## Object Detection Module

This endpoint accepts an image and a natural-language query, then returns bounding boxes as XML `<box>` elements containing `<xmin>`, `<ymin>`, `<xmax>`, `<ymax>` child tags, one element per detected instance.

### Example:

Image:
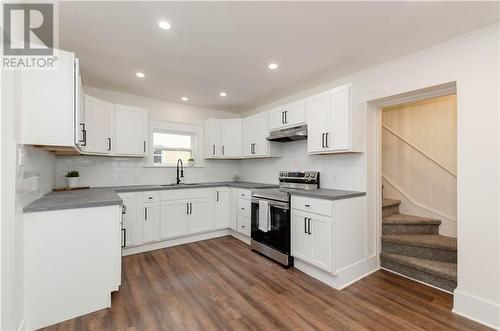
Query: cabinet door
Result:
<box><xmin>143</xmin><ymin>202</ymin><xmax>160</xmax><ymax>243</ymax></box>
<box><xmin>291</xmin><ymin>211</ymin><xmax>311</xmax><ymax>261</ymax></box>
<box><xmin>283</xmin><ymin>100</ymin><xmax>306</xmax><ymax>127</ymax></box>
<box><xmin>83</xmin><ymin>94</ymin><xmax>114</xmax><ymax>154</ymax></box>
<box><xmin>189</xmin><ymin>198</ymin><xmax>215</xmax><ymax>233</ymax></box>
<box><xmin>204</xmin><ymin>118</ymin><xmax>222</xmax><ymax>158</ymax></box>
<box><xmin>326</xmin><ymin>85</ymin><xmax>351</xmax><ymax>151</ymax></box>
<box><xmin>309</xmin><ymin>214</ymin><xmax>333</xmax><ymax>272</ymax></box>
<box><xmin>215</xmin><ymin>189</ymin><xmax>230</xmax><ymax>229</ymax></box>
<box><xmin>160</xmin><ymin>200</ymin><xmax>189</xmax><ymax>239</ymax></box>
<box><xmin>251</xmin><ymin>112</ymin><xmax>270</xmax><ymax>156</ymax></box>
<box><xmin>241</xmin><ymin>117</ymin><xmax>252</xmax><ymax>156</ymax></box>
<box><xmin>229</xmin><ymin>188</ymin><xmax>238</xmax><ymax>230</ymax></box>
<box><xmin>119</xmin><ymin>193</ymin><xmax>143</xmax><ymax>247</ymax></box>
<box><xmin>115</xmin><ymin>105</ymin><xmax>148</xmax><ymax>156</ymax></box>
<box><xmin>269</xmin><ymin>107</ymin><xmax>285</xmax><ymax>130</ymax></box>
<box><xmin>307</xmin><ymin>92</ymin><xmax>329</xmax><ymax>153</ymax></box>
<box><xmin>221</xmin><ymin>119</ymin><xmax>242</xmax><ymax>157</ymax></box>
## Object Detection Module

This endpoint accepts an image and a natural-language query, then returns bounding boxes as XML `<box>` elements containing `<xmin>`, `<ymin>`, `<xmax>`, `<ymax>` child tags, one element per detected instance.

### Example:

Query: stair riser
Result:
<box><xmin>382</xmin><ymin>224</ymin><xmax>439</xmax><ymax>235</ymax></box>
<box><xmin>382</xmin><ymin>242</ymin><xmax>457</xmax><ymax>263</ymax></box>
<box><xmin>381</xmin><ymin>259</ymin><xmax>456</xmax><ymax>292</ymax></box>
<box><xmin>383</xmin><ymin>205</ymin><xmax>399</xmax><ymax>217</ymax></box>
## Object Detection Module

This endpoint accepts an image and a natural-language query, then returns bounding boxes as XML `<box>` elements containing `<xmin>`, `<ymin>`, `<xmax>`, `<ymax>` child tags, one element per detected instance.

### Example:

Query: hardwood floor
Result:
<box><xmin>42</xmin><ymin>236</ymin><xmax>490</xmax><ymax>331</ymax></box>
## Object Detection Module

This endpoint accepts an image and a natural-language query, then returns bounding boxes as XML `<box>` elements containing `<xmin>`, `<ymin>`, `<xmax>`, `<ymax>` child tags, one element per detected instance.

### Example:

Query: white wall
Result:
<box><xmin>241</xmin><ymin>24</ymin><xmax>500</xmax><ymax>328</ymax></box>
<box><xmin>56</xmin><ymin>87</ymin><xmax>241</xmax><ymax>188</ymax></box>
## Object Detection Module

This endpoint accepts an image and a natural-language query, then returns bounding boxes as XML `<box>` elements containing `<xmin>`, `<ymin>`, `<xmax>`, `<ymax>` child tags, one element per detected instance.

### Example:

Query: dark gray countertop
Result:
<box><xmin>282</xmin><ymin>188</ymin><xmax>366</xmax><ymax>201</ymax></box>
<box><xmin>23</xmin><ymin>181</ymin><xmax>278</xmax><ymax>213</ymax></box>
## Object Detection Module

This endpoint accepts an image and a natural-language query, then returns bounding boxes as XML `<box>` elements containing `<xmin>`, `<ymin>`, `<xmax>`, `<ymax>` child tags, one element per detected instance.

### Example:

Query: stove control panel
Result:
<box><xmin>279</xmin><ymin>171</ymin><xmax>320</xmax><ymax>187</ymax></box>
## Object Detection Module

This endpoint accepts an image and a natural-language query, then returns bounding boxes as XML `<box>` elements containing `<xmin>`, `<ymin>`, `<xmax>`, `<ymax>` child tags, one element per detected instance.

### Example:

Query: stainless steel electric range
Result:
<box><xmin>250</xmin><ymin>171</ymin><xmax>320</xmax><ymax>267</ymax></box>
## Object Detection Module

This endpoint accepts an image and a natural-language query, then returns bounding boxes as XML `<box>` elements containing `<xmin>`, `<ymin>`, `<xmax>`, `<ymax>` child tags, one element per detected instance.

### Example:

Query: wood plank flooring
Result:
<box><xmin>42</xmin><ymin>236</ymin><xmax>490</xmax><ymax>331</ymax></box>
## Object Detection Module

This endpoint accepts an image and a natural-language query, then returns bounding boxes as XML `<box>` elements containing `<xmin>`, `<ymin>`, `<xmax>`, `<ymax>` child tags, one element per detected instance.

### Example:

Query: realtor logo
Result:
<box><xmin>2</xmin><ymin>3</ymin><xmax>57</xmax><ymax>69</ymax></box>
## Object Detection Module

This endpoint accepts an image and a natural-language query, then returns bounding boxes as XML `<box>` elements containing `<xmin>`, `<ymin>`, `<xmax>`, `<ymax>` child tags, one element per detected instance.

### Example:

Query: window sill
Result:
<box><xmin>143</xmin><ymin>165</ymin><xmax>205</xmax><ymax>168</ymax></box>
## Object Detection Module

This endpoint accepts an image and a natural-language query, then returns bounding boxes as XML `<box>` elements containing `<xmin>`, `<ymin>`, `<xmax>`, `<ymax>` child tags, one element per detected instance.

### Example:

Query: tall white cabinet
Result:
<box><xmin>307</xmin><ymin>84</ymin><xmax>362</xmax><ymax>154</ymax></box>
<box><xmin>242</xmin><ymin>112</ymin><xmax>272</xmax><ymax>157</ymax></box>
<box><xmin>83</xmin><ymin>95</ymin><xmax>114</xmax><ymax>154</ymax></box>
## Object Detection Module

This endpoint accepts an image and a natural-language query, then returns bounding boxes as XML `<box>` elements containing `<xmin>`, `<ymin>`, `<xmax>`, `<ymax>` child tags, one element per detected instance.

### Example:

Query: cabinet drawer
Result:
<box><xmin>292</xmin><ymin>195</ymin><xmax>332</xmax><ymax>216</ymax></box>
<box><xmin>238</xmin><ymin>199</ymin><xmax>251</xmax><ymax>218</ymax></box>
<box><xmin>143</xmin><ymin>191</ymin><xmax>160</xmax><ymax>202</ymax></box>
<box><xmin>237</xmin><ymin>215</ymin><xmax>251</xmax><ymax>237</ymax></box>
<box><xmin>237</xmin><ymin>189</ymin><xmax>251</xmax><ymax>200</ymax></box>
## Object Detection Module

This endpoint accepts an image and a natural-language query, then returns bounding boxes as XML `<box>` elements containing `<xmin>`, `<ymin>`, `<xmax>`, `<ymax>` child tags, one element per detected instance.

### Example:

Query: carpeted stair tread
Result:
<box><xmin>382</xmin><ymin>234</ymin><xmax>457</xmax><ymax>251</ymax></box>
<box><xmin>383</xmin><ymin>213</ymin><xmax>441</xmax><ymax>225</ymax></box>
<box><xmin>381</xmin><ymin>252</ymin><xmax>457</xmax><ymax>282</ymax></box>
<box><xmin>382</xmin><ymin>198</ymin><xmax>401</xmax><ymax>208</ymax></box>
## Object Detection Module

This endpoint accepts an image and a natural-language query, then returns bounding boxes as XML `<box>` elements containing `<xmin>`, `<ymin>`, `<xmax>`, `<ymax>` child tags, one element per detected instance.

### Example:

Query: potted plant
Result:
<box><xmin>187</xmin><ymin>158</ymin><xmax>194</xmax><ymax>167</ymax></box>
<box><xmin>66</xmin><ymin>170</ymin><xmax>80</xmax><ymax>189</ymax></box>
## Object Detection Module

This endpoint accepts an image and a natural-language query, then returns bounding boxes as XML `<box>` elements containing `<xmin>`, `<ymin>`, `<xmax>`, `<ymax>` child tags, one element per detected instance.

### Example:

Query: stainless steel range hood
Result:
<box><xmin>266</xmin><ymin>124</ymin><xmax>307</xmax><ymax>142</ymax></box>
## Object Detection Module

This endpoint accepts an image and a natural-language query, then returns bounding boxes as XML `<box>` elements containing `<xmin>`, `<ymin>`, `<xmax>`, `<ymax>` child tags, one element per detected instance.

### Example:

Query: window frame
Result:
<box><xmin>146</xmin><ymin>121</ymin><xmax>204</xmax><ymax>168</ymax></box>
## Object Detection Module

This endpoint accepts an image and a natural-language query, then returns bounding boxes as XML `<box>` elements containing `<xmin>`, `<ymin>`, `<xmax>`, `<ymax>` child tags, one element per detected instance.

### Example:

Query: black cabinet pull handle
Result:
<box><xmin>79</xmin><ymin>123</ymin><xmax>87</xmax><ymax>146</ymax></box>
<box><xmin>212</xmin><ymin>145</ymin><xmax>215</xmax><ymax>155</ymax></box>
<box><xmin>321</xmin><ymin>133</ymin><xmax>325</xmax><ymax>148</ymax></box>
<box><xmin>121</xmin><ymin>228</ymin><xmax>126</xmax><ymax>248</ymax></box>
<box><xmin>304</xmin><ymin>217</ymin><xmax>307</xmax><ymax>233</ymax></box>
<box><xmin>187</xmin><ymin>203</ymin><xmax>189</xmax><ymax>214</ymax></box>
<box><xmin>281</xmin><ymin>111</ymin><xmax>284</xmax><ymax>124</ymax></box>
<box><xmin>304</xmin><ymin>204</ymin><xmax>310</xmax><ymax>207</ymax></box>
<box><xmin>107</xmin><ymin>137</ymin><xmax>112</xmax><ymax>151</ymax></box>
<box><xmin>190</xmin><ymin>202</ymin><xmax>192</xmax><ymax>214</ymax></box>
<box><xmin>216</xmin><ymin>191</ymin><xmax>219</xmax><ymax>202</ymax></box>
<box><xmin>222</xmin><ymin>145</ymin><xmax>225</xmax><ymax>155</ymax></box>
<box><xmin>144</xmin><ymin>207</ymin><xmax>147</xmax><ymax>220</ymax></box>
<box><xmin>284</xmin><ymin>110</ymin><xmax>288</xmax><ymax>124</ymax></box>
<box><xmin>308</xmin><ymin>218</ymin><xmax>312</xmax><ymax>234</ymax></box>
<box><xmin>143</xmin><ymin>141</ymin><xmax>146</xmax><ymax>153</ymax></box>
<box><xmin>325</xmin><ymin>133</ymin><xmax>329</xmax><ymax>148</ymax></box>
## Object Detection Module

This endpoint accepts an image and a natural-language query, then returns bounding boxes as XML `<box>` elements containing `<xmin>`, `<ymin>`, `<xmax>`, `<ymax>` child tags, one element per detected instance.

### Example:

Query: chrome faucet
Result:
<box><xmin>176</xmin><ymin>159</ymin><xmax>184</xmax><ymax>185</ymax></box>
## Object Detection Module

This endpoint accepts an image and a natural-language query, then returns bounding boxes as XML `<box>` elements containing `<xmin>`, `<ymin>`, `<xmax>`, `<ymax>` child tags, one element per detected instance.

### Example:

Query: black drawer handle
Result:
<box><xmin>304</xmin><ymin>204</ymin><xmax>310</xmax><ymax>207</ymax></box>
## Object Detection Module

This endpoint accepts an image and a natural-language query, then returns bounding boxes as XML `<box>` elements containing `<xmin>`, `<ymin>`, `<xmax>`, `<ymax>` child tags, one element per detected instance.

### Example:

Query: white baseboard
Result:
<box><xmin>453</xmin><ymin>289</ymin><xmax>500</xmax><ymax>330</ymax></box>
<box><xmin>294</xmin><ymin>256</ymin><xmax>378</xmax><ymax>290</ymax></box>
<box><xmin>228</xmin><ymin>229</ymin><xmax>251</xmax><ymax>245</ymax></box>
<box><xmin>122</xmin><ymin>229</ymin><xmax>231</xmax><ymax>256</ymax></box>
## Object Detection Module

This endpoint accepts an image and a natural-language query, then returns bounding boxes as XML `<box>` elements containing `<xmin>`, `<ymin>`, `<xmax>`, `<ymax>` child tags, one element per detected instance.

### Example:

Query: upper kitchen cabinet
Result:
<box><xmin>19</xmin><ymin>49</ymin><xmax>83</xmax><ymax>150</ymax></box>
<box><xmin>221</xmin><ymin>119</ymin><xmax>242</xmax><ymax>158</ymax></box>
<box><xmin>269</xmin><ymin>99</ymin><xmax>306</xmax><ymax>130</ymax></box>
<box><xmin>242</xmin><ymin>112</ymin><xmax>279</xmax><ymax>157</ymax></box>
<box><xmin>114</xmin><ymin>105</ymin><xmax>148</xmax><ymax>156</ymax></box>
<box><xmin>204</xmin><ymin>118</ymin><xmax>222</xmax><ymax>158</ymax></box>
<box><xmin>307</xmin><ymin>84</ymin><xmax>363</xmax><ymax>154</ymax></box>
<box><xmin>82</xmin><ymin>94</ymin><xmax>114</xmax><ymax>154</ymax></box>
<box><xmin>82</xmin><ymin>94</ymin><xmax>149</xmax><ymax>157</ymax></box>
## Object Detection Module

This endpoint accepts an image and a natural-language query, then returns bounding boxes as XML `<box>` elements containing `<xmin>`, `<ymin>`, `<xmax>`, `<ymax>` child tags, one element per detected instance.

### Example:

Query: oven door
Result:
<box><xmin>251</xmin><ymin>198</ymin><xmax>290</xmax><ymax>254</ymax></box>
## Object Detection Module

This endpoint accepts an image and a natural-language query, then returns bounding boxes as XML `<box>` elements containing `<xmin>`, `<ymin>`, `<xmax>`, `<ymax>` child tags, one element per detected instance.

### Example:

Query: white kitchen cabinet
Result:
<box><xmin>221</xmin><ymin>119</ymin><xmax>242</xmax><ymax>157</ymax></box>
<box><xmin>242</xmin><ymin>112</ymin><xmax>274</xmax><ymax>157</ymax></box>
<box><xmin>114</xmin><ymin>104</ymin><xmax>148</xmax><ymax>156</ymax></box>
<box><xmin>229</xmin><ymin>188</ymin><xmax>238</xmax><ymax>230</ymax></box>
<box><xmin>189</xmin><ymin>197</ymin><xmax>215</xmax><ymax>233</ymax></box>
<box><xmin>20</xmin><ymin>49</ymin><xmax>82</xmax><ymax>150</ymax></box>
<box><xmin>215</xmin><ymin>188</ymin><xmax>230</xmax><ymax>229</ymax></box>
<box><xmin>204</xmin><ymin>118</ymin><xmax>222</xmax><ymax>158</ymax></box>
<box><xmin>269</xmin><ymin>100</ymin><xmax>306</xmax><ymax>130</ymax></box>
<box><xmin>160</xmin><ymin>200</ymin><xmax>189</xmax><ymax>239</ymax></box>
<box><xmin>291</xmin><ymin>210</ymin><xmax>332</xmax><ymax>273</ymax></box>
<box><xmin>82</xmin><ymin>94</ymin><xmax>114</xmax><ymax>154</ymax></box>
<box><xmin>119</xmin><ymin>193</ymin><xmax>143</xmax><ymax>247</ymax></box>
<box><xmin>307</xmin><ymin>84</ymin><xmax>361</xmax><ymax>154</ymax></box>
<box><xmin>143</xmin><ymin>202</ymin><xmax>160</xmax><ymax>243</ymax></box>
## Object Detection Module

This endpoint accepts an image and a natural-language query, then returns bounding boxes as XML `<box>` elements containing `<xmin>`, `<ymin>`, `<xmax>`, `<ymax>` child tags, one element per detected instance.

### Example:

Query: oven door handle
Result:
<box><xmin>251</xmin><ymin>198</ymin><xmax>289</xmax><ymax>210</ymax></box>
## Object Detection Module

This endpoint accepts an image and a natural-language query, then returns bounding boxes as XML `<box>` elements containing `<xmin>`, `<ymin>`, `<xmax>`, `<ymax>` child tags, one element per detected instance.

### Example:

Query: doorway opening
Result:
<box><xmin>378</xmin><ymin>92</ymin><xmax>457</xmax><ymax>292</ymax></box>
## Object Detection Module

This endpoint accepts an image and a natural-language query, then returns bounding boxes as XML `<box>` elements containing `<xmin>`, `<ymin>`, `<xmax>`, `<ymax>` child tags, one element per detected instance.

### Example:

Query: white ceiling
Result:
<box><xmin>59</xmin><ymin>2</ymin><xmax>499</xmax><ymax>112</ymax></box>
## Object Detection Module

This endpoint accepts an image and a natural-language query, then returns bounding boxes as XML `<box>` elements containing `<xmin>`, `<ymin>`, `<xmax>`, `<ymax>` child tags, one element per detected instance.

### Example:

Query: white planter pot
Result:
<box><xmin>66</xmin><ymin>177</ymin><xmax>79</xmax><ymax>189</ymax></box>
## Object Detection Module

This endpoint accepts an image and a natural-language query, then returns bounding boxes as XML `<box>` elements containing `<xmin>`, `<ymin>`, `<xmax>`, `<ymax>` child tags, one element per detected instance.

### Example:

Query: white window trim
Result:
<box><xmin>145</xmin><ymin>120</ymin><xmax>205</xmax><ymax>168</ymax></box>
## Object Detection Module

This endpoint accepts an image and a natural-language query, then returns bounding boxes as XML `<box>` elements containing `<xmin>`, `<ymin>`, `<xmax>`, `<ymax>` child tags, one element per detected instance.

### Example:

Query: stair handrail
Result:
<box><xmin>382</xmin><ymin>125</ymin><xmax>457</xmax><ymax>178</ymax></box>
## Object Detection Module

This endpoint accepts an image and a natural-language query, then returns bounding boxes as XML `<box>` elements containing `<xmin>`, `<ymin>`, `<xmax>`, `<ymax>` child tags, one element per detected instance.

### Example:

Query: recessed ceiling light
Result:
<box><xmin>158</xmin><ymin>20</ymin><xmax>171</xmax><ymax>30</ymax></box>
<box><xmin>268</xmin><ymin>63</ymin><xmax>278</xmax><ymax>70</ymax></box>
<box><xmin>136</xmin><ymin>72</ymin><xmax>145</xmax><ymax>78</ymax></box>
<box><xmin>219</xmin><ymin>92</ymin><xmax>227</xmax><ymax>97</ymax></box>
<box><xmin>181</xmin><ymin>97</ymin><xmax>188</xmax><ymax>101</ymax></box>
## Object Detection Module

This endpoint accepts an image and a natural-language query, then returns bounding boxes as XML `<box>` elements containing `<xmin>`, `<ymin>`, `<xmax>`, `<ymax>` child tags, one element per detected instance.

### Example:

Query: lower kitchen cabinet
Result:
<box><xmin>215</xmin><ymin>188</ymin><xmax>230</xmax><ymax>229</ymax></box>
<box><xmin>143</xmin><ymin>202</ymin><xmax>160</xmax><ymax>243</ymax></box>
<box><xmin>189</xmin><ymin>198</ymin><xmax>215</xmax><ymax>233</ymax></box>
<box><xmin>291</xmin><ymin>210</ymin><xmax>332</xmax><ymax>272</ymax></box>
<box><xmin>160</xmin><ymin>200</ymin><xmax>189</xmax><ymax>239</ymax></box>
<box><xmin>119</xmin><ymin>192</ymin><xmax>142</xmax><ymax>247</ymax></box>
<box><xmin>291</xmin><ymin>195</ymin><xmax>366</xmax><ymax>275</ymax></box>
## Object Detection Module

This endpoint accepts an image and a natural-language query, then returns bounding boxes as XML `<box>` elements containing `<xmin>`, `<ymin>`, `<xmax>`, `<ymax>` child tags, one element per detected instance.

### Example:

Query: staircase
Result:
<box><xmin>381</xmin><ymin>198</ymin><xmax>457</xmax><ymax>292</ymax></box>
